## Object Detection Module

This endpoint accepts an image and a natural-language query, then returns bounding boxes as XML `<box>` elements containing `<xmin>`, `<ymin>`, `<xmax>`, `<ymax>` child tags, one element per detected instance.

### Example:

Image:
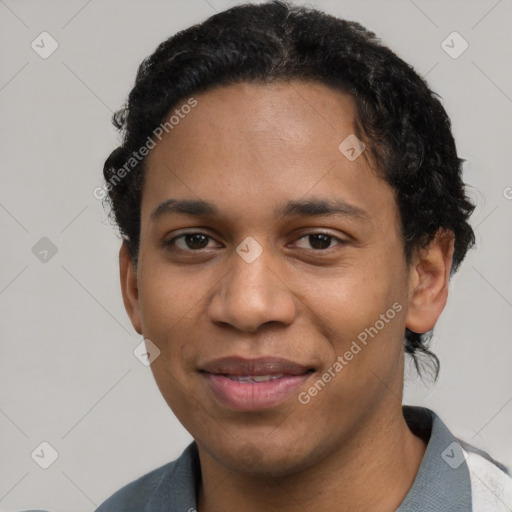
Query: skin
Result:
<box><xmin>119</xmin><ymin>80</ymin><xmax>455</xmax><ymax>511</ymax></box>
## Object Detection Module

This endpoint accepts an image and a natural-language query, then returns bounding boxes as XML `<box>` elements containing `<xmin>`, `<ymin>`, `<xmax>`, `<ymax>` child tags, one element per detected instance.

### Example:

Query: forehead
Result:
<box><xmin>159</xmin><ymin>80</ymin><xmax>363</xmax><ymax>159</ymax></box>
<box><xmin>141</xmin><ymin>80</ymin><xmax>396</xmax><ymax>227</ymax></box>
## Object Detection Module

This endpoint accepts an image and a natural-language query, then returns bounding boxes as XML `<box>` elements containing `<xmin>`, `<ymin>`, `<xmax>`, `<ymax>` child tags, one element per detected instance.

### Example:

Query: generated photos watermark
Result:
<box><xmin>298</xmin><ymin>301</ymin><xmax>403</xmax><ymax>404</ymax></box>
<box><xmin>93</xmin><ymin>97</ymin><xmax>198</xmax><ymax>201</ymax></box>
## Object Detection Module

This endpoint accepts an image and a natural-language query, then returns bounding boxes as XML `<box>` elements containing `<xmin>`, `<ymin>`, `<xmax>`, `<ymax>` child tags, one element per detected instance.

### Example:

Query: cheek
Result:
<box><xmin>137</xmin><ymin>266</ymin><xmax>208</xmax><ymax>422</ymax></box>
<box><xmin>138</xmin><ymin>260</ymin><xmax>209</xmax><ymax>332</ymax></box>
<box><xmin>136</xmin><ymin>262</ymin><xmax>216</xmax><ymax>385</ymax></box>
<box><xmin>300</xmin><ymin>259</ymin><xmax>400</xmax><ymax>333</ymax></box>
<box><xmin>298</xmin><ymin>253</ymin><xmax>408</xmax><ymax>384</ymax></box>
<box><xmin>305</xmin><ymin>279</ymin><xmax>407</xmax><ymax>415</ymax></box>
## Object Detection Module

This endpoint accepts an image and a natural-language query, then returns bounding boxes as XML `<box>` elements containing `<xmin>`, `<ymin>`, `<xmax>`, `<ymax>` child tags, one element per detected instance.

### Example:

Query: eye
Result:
<box><xmin>167</xmin><ymin>232</ymin><xmax>219</xmax><ymax>251</ymax></box>
<box><xmin>293</xmin><ymin>232</ymin><xmax>344</xmax><ymax>251</ymax></box>
<box><xmin>164</xmin><ymin>231</ymin><xmax>346</xmax><ymax>253</ymax></box>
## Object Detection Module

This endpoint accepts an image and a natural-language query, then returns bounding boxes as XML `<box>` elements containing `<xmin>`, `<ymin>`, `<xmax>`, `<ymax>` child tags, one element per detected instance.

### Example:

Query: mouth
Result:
<box><xmin>199</xmin><ymin>357</ymin><xmax>315</xmax><ymax>411</ymax></box>
<box><xmin>225</xmin><ymin>374</ymin><xmax>286</xmax><ymax>382</ymax></box>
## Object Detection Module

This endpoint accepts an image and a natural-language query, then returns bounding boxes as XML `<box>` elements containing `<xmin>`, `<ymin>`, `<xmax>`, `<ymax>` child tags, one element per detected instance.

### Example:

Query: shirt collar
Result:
<box><xmin>146</xmin><ymin>406</ymin><xmax>472</xmax><ymax>511</ymax></box>
<box><xmin>397</xmin><ymin>405</ymin><xmax>472</xmax><ymax>511</ymax></box>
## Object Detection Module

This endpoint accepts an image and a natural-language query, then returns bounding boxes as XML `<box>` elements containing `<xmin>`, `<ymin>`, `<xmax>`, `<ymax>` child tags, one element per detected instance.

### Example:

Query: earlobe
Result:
<box><xmin>119</xmin><ymin>242</ymin><xmax>143</xmax><ymax>335</ymax></box>
<box><xmin>405</xmin><ymin>229</ymin><xmax>455</xmax><ymax>335</ymax></box>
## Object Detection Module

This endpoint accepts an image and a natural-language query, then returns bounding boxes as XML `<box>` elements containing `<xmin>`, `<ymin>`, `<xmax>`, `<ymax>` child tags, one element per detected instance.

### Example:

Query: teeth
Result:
<box><xmin>227</xmin><ymin>374</ymin><xmax>284</xmax><ymax>383</ymax></box>
<box><xmin>252</xmin><ymin>374</ymin><xmax>282</xmax><ymax>382</ymax></box>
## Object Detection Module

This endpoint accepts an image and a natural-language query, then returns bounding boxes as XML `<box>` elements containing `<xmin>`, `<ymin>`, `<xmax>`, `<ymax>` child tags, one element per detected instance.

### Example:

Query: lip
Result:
<box><xmin>199</xmin><ymin>357</ymin><xmax>315</xmax><ymax>411</ymax></box>
<box><xmin>200</xmin><ymin>356</ymin><xmax>313</xmax><ymax>376</ymax></box>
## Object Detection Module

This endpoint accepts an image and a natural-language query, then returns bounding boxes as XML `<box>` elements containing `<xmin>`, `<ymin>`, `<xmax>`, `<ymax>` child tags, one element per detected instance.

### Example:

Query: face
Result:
<box><xmin>120</xmin><ymin>80</ymin><xmax>443</xmax><ymax>476</ymax></box>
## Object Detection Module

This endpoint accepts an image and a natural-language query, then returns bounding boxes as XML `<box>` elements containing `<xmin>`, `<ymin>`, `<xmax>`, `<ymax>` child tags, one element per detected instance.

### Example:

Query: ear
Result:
<box><xmin>119</xmin><ymin>242</ymin><xmax>143</xmax><ymax>335</ymax></box>
<box><xmin>405</xmin><ymin>229</ymin><xmax>455</xmax><ymax>334</ymax></box>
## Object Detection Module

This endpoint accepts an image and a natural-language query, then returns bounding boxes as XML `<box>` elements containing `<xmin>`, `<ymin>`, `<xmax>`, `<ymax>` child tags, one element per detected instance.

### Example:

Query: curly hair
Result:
<box><xmin>102</xmin><ymin>0</ymin><xmax>475</xmax><ymax>379</ymax></box>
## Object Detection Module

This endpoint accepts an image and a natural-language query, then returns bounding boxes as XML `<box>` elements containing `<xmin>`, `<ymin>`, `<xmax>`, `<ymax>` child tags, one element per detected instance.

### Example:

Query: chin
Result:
<box><xmin>212</xmin><ymin>439</ymin><xmax>319</xmax><ymax>478</ymax></box>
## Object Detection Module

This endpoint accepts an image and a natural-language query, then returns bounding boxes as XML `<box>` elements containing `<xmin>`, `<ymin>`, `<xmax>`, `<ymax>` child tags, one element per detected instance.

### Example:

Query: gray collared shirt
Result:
<box><xmin>95</xmin><ymin>406</ymin><xmax>507</xmax><ymax>511</ymax></box>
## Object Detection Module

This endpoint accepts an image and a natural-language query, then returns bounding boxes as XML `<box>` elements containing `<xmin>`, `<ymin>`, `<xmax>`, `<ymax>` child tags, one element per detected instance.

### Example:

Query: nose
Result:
<box><xmin>207</xmin><ymin>246</ymin><xmax>297</xmax><ymax>333</ymax></box>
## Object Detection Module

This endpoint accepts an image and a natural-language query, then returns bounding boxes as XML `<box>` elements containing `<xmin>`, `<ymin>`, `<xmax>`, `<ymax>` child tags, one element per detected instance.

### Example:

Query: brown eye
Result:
<box><xmin>295</xmin><ymin>233</ymin><xmax>341</xmax><ymax>250</ymax></box>
<box><xmin>309</xmin><ymin>234</ymin><xmax>332</xmax><ymax>250</ymax></box>
<box><xmin>187</xmin><ymin>234</ymin><xmax>209</xmax><ymax>249</ymax></box>
<box><xmin>170</xmin><ymin>233</ymin><xmax>214</xmax><ymax>251</ymax></box>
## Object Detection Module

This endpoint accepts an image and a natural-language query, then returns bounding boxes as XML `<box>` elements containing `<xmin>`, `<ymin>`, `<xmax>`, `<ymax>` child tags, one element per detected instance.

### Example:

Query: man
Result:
<box><xmin>96</xmin><ymin>1</ymin><xmax>511</xmax><ymax>510</ymax></box>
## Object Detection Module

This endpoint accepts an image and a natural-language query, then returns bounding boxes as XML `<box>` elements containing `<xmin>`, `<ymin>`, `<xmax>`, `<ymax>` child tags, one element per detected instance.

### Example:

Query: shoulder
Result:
<box><xmin>461</xmin><ymin>444</ymin><xmax>512</xmax><ymax>512</ymax></box>
<box><xmin>94</xmin><ymin>442</ymin><xmax>199</xmax><ymax>512</ymax></box>
<box><xmin>400</xmin><ymin>406</ymin><xmax>511</xmax><ymax>511</ymax></box>
<box><xmin>94</xmin><ymin>459</ymin><xmax>177</xmax><ymax>511</ymax></box>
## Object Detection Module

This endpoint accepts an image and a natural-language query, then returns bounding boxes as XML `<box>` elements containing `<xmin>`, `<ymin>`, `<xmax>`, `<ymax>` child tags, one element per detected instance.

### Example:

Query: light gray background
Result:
<box><xmin>1</xmin><ymin>0</ymin><xmax>511</xmax><ymax>510</ymax></box>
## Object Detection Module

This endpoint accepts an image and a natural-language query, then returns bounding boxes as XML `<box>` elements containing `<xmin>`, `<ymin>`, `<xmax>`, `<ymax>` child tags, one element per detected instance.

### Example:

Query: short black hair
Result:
<box><xmin>102</xmin><ymin>0</ymin><xmax>475</xmax><ymax>378</ymax></box>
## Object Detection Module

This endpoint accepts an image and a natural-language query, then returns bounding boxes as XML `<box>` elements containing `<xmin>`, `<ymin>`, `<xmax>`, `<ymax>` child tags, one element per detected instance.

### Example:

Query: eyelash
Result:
<box><xmin>164</xmin><ymin>231</ymin><xmax>347</xmax><ymax>253</ymax></box>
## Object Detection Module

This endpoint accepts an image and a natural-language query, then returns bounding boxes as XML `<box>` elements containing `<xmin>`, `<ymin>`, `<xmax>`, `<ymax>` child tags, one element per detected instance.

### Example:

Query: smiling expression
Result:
<box><xmin>121</xmin><ymin>80</ymin><xmax>424</xmax><ymax>475</ymax></box>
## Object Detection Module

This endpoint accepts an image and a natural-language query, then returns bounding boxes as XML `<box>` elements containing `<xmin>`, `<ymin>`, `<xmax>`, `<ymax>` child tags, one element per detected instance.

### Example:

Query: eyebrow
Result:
<box><xmin>279</xmin><ymin>198</ymin><xmax>370</xmax><ymax>222</ymax></box>
<box><xmin>150</xmin><ymin>199</ymin><xmax>217</xmax><ymax>221</ymax></box>
<box><xmin>150</xmin><ymin>197</ymin><xmax>370</xmax><ymax>223</ymax></box>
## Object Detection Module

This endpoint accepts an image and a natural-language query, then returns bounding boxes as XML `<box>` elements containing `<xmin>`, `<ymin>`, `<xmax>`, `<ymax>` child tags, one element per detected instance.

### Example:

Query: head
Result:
<box><xmin>103</xmin><ymin>1</ymin><xmax>474</xmax><ymax>475</ymax></box>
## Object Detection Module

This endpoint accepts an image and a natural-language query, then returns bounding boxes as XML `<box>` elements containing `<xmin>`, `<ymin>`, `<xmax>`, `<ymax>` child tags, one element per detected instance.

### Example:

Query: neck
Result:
<box><xmin>197</xmin><ymin>405</ymin><xmax>427</xmax><ymax>512</ymax></box>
